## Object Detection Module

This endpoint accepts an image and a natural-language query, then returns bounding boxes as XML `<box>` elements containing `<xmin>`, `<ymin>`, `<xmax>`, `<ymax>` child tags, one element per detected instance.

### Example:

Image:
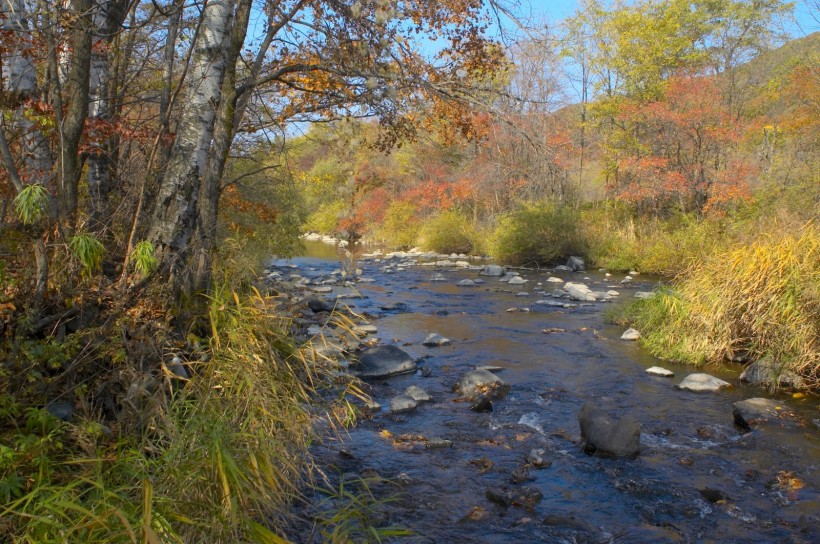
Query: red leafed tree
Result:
<box><xmin>609</xmin><ymin>75</ymin><xmax>753</xmax><ymax>213</ymax></box>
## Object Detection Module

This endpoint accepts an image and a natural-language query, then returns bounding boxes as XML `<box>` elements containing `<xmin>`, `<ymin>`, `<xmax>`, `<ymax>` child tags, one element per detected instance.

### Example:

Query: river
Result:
<box><xmin>281</xmin><ymin>241</ymin><xmax>819</xmax><ymax>544</ymax></box>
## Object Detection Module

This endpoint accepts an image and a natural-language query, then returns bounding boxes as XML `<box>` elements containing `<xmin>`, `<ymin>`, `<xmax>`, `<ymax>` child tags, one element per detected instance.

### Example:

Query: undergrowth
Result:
<box><xmin>582</xmin><ymin>208</ymin><xmax>723</xmax><ymax>275</ymax></box>
<box><xmin>614</xmin><ymin>224</ymin><xmax>819</xmax><ymax>389</ymax></box>
<box><xmin>0</xmin><ymin>274</ymin><xmax>364</xmax><ymax>542</ymax></box>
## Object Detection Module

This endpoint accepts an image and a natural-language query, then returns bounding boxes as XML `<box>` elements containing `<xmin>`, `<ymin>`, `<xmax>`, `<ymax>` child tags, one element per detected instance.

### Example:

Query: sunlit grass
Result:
<box><xmin>618</xmin><ymin>223</ymin><xmax>819</xmax><ymax>389</ymax></box>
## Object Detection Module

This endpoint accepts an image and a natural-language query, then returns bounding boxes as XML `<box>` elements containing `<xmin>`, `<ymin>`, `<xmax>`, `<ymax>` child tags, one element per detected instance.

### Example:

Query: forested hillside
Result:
<box><xmin>278</xmin><ymin>30</ymin><xmax>818</xmax><ymax>268</ymax></box>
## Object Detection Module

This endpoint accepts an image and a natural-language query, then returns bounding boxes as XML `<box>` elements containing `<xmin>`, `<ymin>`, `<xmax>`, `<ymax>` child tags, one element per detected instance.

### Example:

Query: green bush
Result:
<box><xmin>490</xmin><ymin>202</ymin><xmax>585</xmax><ymax>266</ymax></box>
<box><xmin>379</xmin><ymin>200</ymin><xmax>420</xmax><ymax>249</ymax></box>
<box><xmin>69</xmin><ymin>233</ymin><xmax>105</xmax><ymax>278</ymax></box>
<box><xmin>304</xmin><ymin>200</ymin><xmax>346</xmax><ymax>235</ymax></box>
<box><xmin>419</xmin><ymin>210</ymin><xmax>476</xmax><ymax>254</ymax></box>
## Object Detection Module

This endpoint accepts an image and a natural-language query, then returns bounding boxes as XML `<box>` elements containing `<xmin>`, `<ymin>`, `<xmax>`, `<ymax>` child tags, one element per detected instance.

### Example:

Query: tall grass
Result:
<box><xmin>310</xmin><ymin>475</ymin><xmax>413</xmax><ymax>543</ymax></box>
<box><xmin>0</xmin><ymin>282</ymin><xmax>362</xmax><ymax>542</ymax></box>
<box><xmin>620</xmin><ymin>224</ymin><xmax>819</xmax><ymax>389</ymax></box>
<box><xmin>581</xmin><ymin>207</ymin><xmax>723</xmax><ymax>275</ymax></box>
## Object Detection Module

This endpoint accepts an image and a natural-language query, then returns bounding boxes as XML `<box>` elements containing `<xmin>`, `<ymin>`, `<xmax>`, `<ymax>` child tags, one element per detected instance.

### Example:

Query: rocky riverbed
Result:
<box><xmin>266</xmin><ymin>241</ymin><xmax>819</xmax><ymax>544</ymax></box>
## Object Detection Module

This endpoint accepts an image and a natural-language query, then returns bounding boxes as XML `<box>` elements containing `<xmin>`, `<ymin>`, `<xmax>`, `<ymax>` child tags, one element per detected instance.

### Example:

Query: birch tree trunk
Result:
<box><xmin>192</xmin><ymin>0</ymin><xmax>252</xmax><ymax>293</ymax></box>
<box><xmin>86</xmin><ymin>0</ymin><xmax>129</xmax><ymax>233</ymax></box>
<box><xmin>156</xmin><ymin>0</ymin><xmax>185</xmax><ymax>180</ymax></box>
<box><xmin>147</xmin><ymin>0</ymin><xmax>236</xmax><ymax>291</ymax></box>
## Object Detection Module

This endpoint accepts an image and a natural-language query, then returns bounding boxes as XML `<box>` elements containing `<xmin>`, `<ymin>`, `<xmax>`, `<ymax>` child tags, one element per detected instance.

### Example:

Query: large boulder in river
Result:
<box><xmin>733</xmin><ymin>398</ymin><xmax>782</xmax><ymax>430</ymax></box>
<box><xmin>566</xmin><ymin>256</ymin><xmax>585</xmax><ymax>272</ymax></box>
<box><xmin>564</xmin><ymin>282</ymin><xmax>597</xmax><ymax>302</ymax></box>
<box><xmin>739</xmin><ymin>359</ymin><xmax>805</xmax><ymax>390</ymax></box>
<box><xmin>352</xmin><ymin>345</ymin><xmax>417</xmax><ymax>379</ymax></box>
<box><xmin>677</xmin><ymin>373</ymin><xmax>732</xmax><ymax>393</ymax></box>
<box><xmin>454</xmin><ymin>369</ymin><xmax>510</xmax><ymax>400</ymax></box>
<box><xmin>578</xmin><ymin>401</ymin><xmax>640</xmax><ymax>458</ymax></box>
<box><xmin>480</xmin><ymin>264</ymin><xmax>505</xmax><ymax>276</ymax></box>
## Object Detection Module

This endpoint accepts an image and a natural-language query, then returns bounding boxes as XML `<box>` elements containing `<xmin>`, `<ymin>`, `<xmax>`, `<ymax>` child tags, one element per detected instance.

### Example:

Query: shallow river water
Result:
<box><xmin>283</xmin><ymin>242</ymin><xmax>819</xmax><ymax>544</ymax></box>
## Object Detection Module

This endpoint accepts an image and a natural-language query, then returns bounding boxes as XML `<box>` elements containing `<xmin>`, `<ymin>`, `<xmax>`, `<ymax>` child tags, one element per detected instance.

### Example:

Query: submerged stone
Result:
<box><xmin>353</xmin><ymin>345</ymin><xmax>417</xmax><ymax>379</ymax></box>
<box><xmin>455</xmin><ymin>369</ymin><xmax>510</xmax><ymax>400</ymax></box>
<box><xmin>578</xmin><ymin>401</ymin><xmax>641</xmax><ymax>458</ymax></box>
<box><xmin>645</xmin><ymin>366</ymin><xmax>674</xmax><ymax>377</ymax></box>
<box><xmin>733</xmin><ymin>398</ymin><xmax>782</xmax><ymax>430</ymax></box>
<box><xmin>404</xmin><ymin>385</ymin><xmax>432</xmax><ymax>402</ymax></box>
<box><xmin>390</xmin><ymin>395</ymin><xmax>418</xmax><ymax>414</ymax></box>
<box><xmin>423</xmin><ymin>333</ymin><xmax>451</xmax><ymax>347</ymax></box>
<box><xmin>480</xmin><ymin>264</ymin><xmax>505</xmax><ymax>276</ymax></box>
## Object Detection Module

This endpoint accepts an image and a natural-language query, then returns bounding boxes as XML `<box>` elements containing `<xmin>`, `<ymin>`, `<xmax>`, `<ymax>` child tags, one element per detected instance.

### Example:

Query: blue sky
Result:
<box><xmin>514</xmin><ymin>0</ymin><xmax>819</xmax><ymax>37</ymax></box>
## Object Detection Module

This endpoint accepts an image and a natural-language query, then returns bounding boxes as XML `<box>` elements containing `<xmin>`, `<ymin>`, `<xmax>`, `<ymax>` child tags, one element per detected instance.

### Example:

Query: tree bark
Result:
<box><xmin>147</xmin><ymin>0</ymin><xmax>236</xmax><ymax>291</ymax></box>
<box><xmin>86</xmin><ymin>0</ymin><xmax>129</xmax><ymax>233</ymax></box>
<box><xmin>192</xmin><ymin>0</ymin><xmax>252</xmax><ymax>293</ymax></box>
<box><xmin>156</xmin><ymin>0</ymin><xmax>185</xmax><ymax>179</ymax></box>
<box><xmin>56</xmin><ymin>0</ymin><xmax>93</xmax><ymax>225</ymax></box>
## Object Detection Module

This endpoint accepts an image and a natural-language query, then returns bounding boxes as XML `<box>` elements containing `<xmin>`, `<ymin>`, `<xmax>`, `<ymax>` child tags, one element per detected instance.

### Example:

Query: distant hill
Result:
<box><xmin>737</xmin><ymin>32</ymin><xmax>820</xmax><ymax>93</ymax></box>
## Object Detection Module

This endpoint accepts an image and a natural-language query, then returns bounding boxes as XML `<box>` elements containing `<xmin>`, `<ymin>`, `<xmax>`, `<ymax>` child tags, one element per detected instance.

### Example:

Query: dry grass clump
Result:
<box><xmin>626</xmin><ymin>224</ymin><xmax>819</xmax><ymax>389</ymax></box>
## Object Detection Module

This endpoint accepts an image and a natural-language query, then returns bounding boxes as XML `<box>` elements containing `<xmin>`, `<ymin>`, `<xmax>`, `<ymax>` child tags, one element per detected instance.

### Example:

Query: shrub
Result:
<box><xmin>379</xmin><ymin>200</ymin><xmax>420</xmax><ymax>249</ymax></box>
<box><xmin>129</xmin><ymin>240</ymin><xmax>159</xmax><ymax>278</ymax></box>
<box><xmin>619</xmin><ymin>224</ymin><xmax>819</xmax><ymax>389</ymax></box>
<box><xmin>419</xmin><ymin>210</ymin><xmax>476</xmax><ymax>254</ymax></box>
<box><xmin>13</xmin><ymin>184</ymin><xmax>49</xmax><ymax>224</ymax></box>
<box><xmin>304</xmin><ymin>200</ymin><xmax>347</xmax><ymax>235</ymax></box>
<box><xmin>490</xmin><ymin>202</ymin><xmax>586</xmax><ymax>266</ymax></box>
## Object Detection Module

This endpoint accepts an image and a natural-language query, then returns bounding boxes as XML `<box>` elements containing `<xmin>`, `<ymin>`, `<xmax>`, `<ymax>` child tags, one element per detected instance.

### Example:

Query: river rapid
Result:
<box><xmin>281</xmin><ymin>241</ymin><xmax>819</xmax><ymax>544</ymax></box>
